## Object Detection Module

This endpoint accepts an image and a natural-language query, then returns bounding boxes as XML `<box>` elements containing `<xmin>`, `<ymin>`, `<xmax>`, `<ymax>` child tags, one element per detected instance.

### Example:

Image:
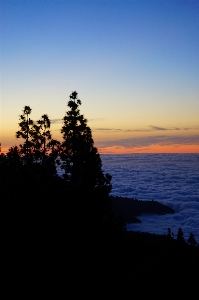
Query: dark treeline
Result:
<box><xmin>1</xmin><ymin>91</ymin><xmax>199</xmax><ymax>296</ymax></box>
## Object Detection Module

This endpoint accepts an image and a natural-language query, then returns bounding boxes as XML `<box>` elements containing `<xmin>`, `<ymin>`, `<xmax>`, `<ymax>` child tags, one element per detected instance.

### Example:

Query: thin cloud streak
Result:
<box><xmin>150</xmin><ymin>126</ymin><xmax>167</xmax><ymax>131</ymax></box>
<box><xmin>88</xmin><ymin>118</ymin><xmax>105</xmax><ymax>122</ymax></box>
<box><xmin>51</xmin><ymin>118</ymin><xmax>62</xmax><ymax>124</ymax></box>
<box><xmin>97</xmin><ymin>135</ymin><xmax>199</xmax><ymax>149</ymax></box>
<box><xmin>150</xmin><ymin>125</ymin><xmax>181</xmax><ymax>131</ymax></box>
<box><xmin>94</xmin><ymin>128</ymin><xmax>122</xmax><ymax>131</ymax></box>
<box><xmin>93</xmin><ymin>125</ymin><xmax>198</xmax><ymax>133</ymax></box>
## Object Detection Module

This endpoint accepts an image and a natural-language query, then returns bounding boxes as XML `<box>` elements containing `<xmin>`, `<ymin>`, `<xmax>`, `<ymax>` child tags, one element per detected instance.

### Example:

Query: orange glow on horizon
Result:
<box><xmin>98</xmin><ymin>144</ymin><xmax>199</xmax><ymax>154</ymax></box>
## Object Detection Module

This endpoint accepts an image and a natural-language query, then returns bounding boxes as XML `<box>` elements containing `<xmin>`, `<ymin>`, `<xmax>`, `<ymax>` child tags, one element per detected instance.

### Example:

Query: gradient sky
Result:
<box><xmin>1</xmin><ymin>0</ymin><xmax>199</xmax><ymax>154</ymax></box>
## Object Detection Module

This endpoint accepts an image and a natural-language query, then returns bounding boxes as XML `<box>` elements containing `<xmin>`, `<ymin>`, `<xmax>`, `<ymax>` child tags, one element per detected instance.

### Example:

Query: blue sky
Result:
<box><xmin>1</xmin><ymin>0</ymin><xmax>199</xmax><ymax>153</ymax></box>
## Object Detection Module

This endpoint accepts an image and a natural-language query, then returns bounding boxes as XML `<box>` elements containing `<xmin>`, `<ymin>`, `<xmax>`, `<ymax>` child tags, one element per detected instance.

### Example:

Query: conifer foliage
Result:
<box><xmin>33</xmin><ymin>114</ymin><xmax>51</xmax><ymax>155</ymax></box>
<box><xmin>14</xmin><ymin>106</ymin><xmax>59</xmax><ymax>177</ymax></box>
<box><xmin>16</xmin><ymin>105</ymin><xmax>34</xmax><ymax>156</ymax></box>
<box><xmin>61</xmin><ymin>91</ymin><xmax>112</xmax><ymax>195</ymax></box>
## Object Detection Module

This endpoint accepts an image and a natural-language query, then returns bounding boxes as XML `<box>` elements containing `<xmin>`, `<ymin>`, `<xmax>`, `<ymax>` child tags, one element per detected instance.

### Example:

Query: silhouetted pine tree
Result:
<box><xmin>14</xmin><ymin>107</ymin><xmax>60</xmax><ymax>177</ymax></box>
<box><xmin>60</xmin><ymin>91</ymin><xmax>113</xmax><ymax>240</ymax></box>
<box><xmin>61</xmin><ymin>91</ymin><xmax>112</xmax><ymax>195</ymax></box>
<box><xmin>187</xmin><ymin>233</ymin><xmax>197</xmax><ymax>246</ymax></box>
<box><xmin>167</xmin><ymin>228</ymin><xmax>173</xmax><ymax>239</ymax></box>
<box><xmin>16</xmin><ymin>106</ymin><xmax>34</xmax><ymax>157</ymax></box>
<box><xmin>177</xmin><ymin>228</ymin><xmax>185</xmax><ymax>243</ymax></box>
<box><xmin>32</xmin><ymin>114</ymin><xmax>51</xmax><ymax>158</ymax></box>
<box><xmin>31</xmin><ymin>114</ymin><xmax>59</xmax><ymax>177</ymax></box>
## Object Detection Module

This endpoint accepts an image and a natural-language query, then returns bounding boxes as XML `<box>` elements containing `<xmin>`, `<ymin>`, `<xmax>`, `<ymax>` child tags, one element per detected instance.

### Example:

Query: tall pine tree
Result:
<box><xmin>61</xmin><ymin>91</ymin><xmax>113</xmax><ymax>240</ymax></box>
<box><xmin>16</xmin><ymin>106</ymin><xmax>34</xmax><ymax>157</ymax></box>
<box><xmin>61</xmin><ymin>91</ymin><xmax>112</xmax><ymax>195</ymax></box>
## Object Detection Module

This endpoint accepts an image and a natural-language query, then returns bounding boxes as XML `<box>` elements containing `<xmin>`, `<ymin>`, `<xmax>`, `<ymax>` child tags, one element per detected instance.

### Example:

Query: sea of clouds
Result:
<box><xmin>57</xmin><ymin>154</ymin><xmax>199</xmax><ymax>243</ymax></box>
<box><xmin>100</xmin><ymin>154</ymin><xmax>199</xmax><ymax>243</ymax></box>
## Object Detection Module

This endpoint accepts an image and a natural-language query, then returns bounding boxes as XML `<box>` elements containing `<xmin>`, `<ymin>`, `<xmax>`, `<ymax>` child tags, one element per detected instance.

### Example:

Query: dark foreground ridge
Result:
<box><xmin>2</xmin><ymin>170</ymin><xmax>198</xmax><ymax>296</ymax></box>
<box><xmin>111</xmin><ymin>195</ymin><xmax>175</xmax><ymax>223</ymax></box>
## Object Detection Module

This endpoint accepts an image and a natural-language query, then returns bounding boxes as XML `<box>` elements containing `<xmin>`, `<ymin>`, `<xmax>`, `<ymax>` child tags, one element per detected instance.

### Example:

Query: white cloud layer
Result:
<box><xmin>57</xmin><ymin>153</ymin><xmax>199</xmax><ymax>243</ymax></box>
<box><xmin>100</xmin><ymin>154</ymin><xmax>199</xmax><ymax>243</ymax></box>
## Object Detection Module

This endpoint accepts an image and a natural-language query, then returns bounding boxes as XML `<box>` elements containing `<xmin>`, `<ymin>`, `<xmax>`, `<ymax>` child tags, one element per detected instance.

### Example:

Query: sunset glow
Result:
<box><xmin>1</xmin><ymin>0</ymin><xmax>199</xmax><ymax>155</ymax></box>
<box><xmin>98</xmin><ymin>144</ymin><xmax>199</xmax><ymax>155</ymax></box>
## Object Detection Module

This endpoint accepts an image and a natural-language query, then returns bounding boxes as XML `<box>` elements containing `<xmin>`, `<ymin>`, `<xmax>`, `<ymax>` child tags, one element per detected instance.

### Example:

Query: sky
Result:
<box><xmin>1</xmin><ymin>0</ymin><xmax>199</xmax><ymax>154</ymax></box>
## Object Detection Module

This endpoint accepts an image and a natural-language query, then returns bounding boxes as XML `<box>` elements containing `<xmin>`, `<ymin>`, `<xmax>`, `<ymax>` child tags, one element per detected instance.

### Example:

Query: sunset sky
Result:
<box><xmin>1</xmin><ymin>0</ymin><xmax>199</xmax><ymax>154</ymax></box>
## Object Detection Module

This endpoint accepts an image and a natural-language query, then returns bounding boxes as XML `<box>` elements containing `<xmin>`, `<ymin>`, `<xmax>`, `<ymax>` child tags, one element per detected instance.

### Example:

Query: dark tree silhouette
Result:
<box><xmin>31</xmin><ymin>114</ymin><xmax>52</xmax><ymax>165</ymax></box>
<box><xmin>177</xmin><ymin>228</ymin><xmax>185</xmax><ymax>243</ymax></box>
<box><xmin>60</xmin><ymin>91</ymin><xmax>113</xmax><ymax>240</ymax></box>
<box><xmin>14</xmin><ymin>107</ymin><xmax>59</xmax><ymax>178</ymax></box>
<box><xmin>16</xmin><ymin>106</ymin><xmax>34</xmax><ymax>156</ymax></box>
<box><xmin>187</xmin><ymin>233</ymin><xmax>197</xmax><ymax>246</ymax></box>
<box><xmin>167</xmin><ymin>228</ymin><xmax>172</xmax><ymax>238</ymax></box>
<box><xmin>1</xmin><ymin>146</ymin><xmax>23</xmax><ymax>181</ymax></box>
<box><xmin>33</xmin><ymin>114</ymin><xmax>51</xmax><ymax>157</ymax></box>
<box><xmin>61</xmin><ymin>91</ymin><xmax>112</xmax><ymax>194</ymax></box>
